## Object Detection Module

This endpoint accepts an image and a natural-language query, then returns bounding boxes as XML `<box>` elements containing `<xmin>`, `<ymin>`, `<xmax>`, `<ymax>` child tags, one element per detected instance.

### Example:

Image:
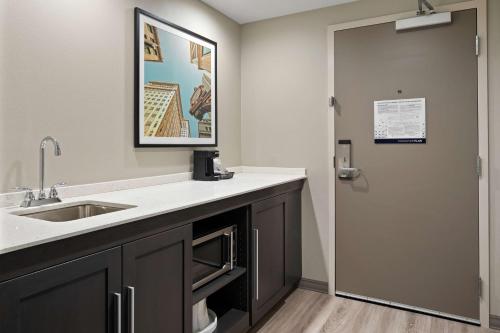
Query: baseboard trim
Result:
<box><xmin>491</xmin><ymin>315</ymin><xmax>500</xmax><ymax>330</ymax></box>
<box><xmin>298</xmin><ymin>278</ymin><xmax>328</xmax><ymax>294</ymax></box>
<box><xmin>336</xmin><ymin>291</ymin><xmax>479</xmax><ymax>326</ymax></box>
<box><xmin>298</xmin><ymin>281</ymin><xmax>497</xmax><ymax>328</ymax></box>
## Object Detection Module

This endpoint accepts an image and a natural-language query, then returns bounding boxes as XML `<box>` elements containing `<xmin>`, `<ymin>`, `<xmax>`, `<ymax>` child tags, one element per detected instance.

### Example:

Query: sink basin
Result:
<box><xmin>12</xmin><ymin>201</ymin><xmax>136</xmax><ymax>222</ymax></box>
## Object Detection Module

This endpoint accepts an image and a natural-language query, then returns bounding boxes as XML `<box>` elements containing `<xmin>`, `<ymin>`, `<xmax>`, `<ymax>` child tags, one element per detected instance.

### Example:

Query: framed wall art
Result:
<box><xmin>135</xmin><ymin>8</ymin><xmax>217</xmax><ymax>147</ymax></box>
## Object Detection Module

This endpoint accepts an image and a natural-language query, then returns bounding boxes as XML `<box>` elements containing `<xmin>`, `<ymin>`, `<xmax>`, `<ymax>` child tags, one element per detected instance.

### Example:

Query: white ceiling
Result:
<box><xmin>200</xmin><ymin>0</ymin><xmax>357</xmax><ymax>24</ymax></box>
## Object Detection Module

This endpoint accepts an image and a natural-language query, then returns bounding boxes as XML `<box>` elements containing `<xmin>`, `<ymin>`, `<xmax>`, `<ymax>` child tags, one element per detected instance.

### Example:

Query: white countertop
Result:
<box><xmin>0</xmin><ymin>169</ymin><xmax>306</xmax><ymax>255</ymax></box>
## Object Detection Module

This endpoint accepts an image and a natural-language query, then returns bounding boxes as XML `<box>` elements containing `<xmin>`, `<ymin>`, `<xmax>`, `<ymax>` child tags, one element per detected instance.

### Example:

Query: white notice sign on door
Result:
<box><xmin>374</xmin><ymin>98</ymin><xmax>426</xmax><ymax>144</ymax></box>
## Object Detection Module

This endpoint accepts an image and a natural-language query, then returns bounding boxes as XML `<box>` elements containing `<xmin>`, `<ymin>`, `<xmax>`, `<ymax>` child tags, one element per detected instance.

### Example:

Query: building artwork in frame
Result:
<box><xmin>135</xmin><ymin>8</ymin><xmax>217</xmax><ymax>147</ymax></box>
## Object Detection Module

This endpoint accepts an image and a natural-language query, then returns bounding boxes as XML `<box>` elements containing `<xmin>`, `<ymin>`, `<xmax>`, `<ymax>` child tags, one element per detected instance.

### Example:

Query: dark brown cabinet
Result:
<box><xmin>251</xmin><ymin>190</ymin><xmax>301</xmax><ymax>325</ymax></box>
<box><xmin>0</xmin><ymin>247</ymin><xmax>122</xmax><ymax>333</ymax></box>
<box><xmin>123</xmin><ymin>224</ymin><xmax>192</xmax><ymax>333</ymax></box>
<box><xmin>0</xmin><ymin>180</ymin><xmax>304</xmax><ymax>333</ymax></box>
<box><xmin>0</xmin><ymin>225</ymin><xmax>192</xmax><ymax>333</ymax></box>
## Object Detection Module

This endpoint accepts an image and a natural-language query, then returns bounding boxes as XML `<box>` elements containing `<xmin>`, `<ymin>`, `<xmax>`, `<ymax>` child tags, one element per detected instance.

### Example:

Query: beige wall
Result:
<box><xmin>241</xmin><ymin>0</ymin><xmax>500</xmax><ymax>315</ymax></box>
<box><xmin>0</xmin><ymin>0</ymin><xmax>241</xmax><ymax>191</ymax></box>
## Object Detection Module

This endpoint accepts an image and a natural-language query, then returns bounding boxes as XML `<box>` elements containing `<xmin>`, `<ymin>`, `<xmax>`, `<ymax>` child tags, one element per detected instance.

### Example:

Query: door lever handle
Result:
<box><xmin>338</xmin><ymin>167</ymin><xmax>361</xmax><ymax>180</ymax></box>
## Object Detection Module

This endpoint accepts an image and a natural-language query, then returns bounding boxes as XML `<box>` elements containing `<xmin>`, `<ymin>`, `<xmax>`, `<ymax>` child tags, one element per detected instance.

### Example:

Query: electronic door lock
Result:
<box><xmin>337</xmin><ymin>140</ymin><xmax>361</xmax><ymax>180</ymax></box>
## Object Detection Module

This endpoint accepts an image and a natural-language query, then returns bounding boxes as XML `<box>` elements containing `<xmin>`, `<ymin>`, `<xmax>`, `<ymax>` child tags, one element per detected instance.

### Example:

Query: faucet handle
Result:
<box><xmin>13</xmin><ymin>186</ymin><xmax>35</xmax><ymax>199</ymax></box>
<box><xmin>13</xmin><ymin>187</ymin><xmax>35</xmax><ymax>207</ymax></box>
<box><xmin>49</xmin><ymin>182</ymin><xmax>66</xmax><ymax>199</ymax></box>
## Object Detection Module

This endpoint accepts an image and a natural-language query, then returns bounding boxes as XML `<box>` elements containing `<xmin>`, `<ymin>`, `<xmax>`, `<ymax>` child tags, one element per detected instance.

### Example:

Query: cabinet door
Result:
<box><xmin>123</xmin><ymin>225</ymin><xmax>192</xmax><ymax>333</ymax></box>
<box><xmin>251</xmin><ymin>194</ymin><xmax>287</xmax><ymax>325</ymax></box>
<box><xmin>0</xmin><ymin>247</ymin><xmax>122</xmax><ymax>333</ymax></box>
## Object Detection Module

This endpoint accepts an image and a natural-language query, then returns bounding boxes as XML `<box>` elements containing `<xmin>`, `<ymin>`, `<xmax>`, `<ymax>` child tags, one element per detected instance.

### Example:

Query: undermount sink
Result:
<box><xmin>12</xmin><ymin>201</ymin><xmax>136</xmax><ymax>222</ymax></box>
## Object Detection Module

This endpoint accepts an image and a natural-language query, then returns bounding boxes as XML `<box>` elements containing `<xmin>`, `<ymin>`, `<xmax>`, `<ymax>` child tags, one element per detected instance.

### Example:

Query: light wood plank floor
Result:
<box><xmin>256</xmin><ymin>289</ymin><xmax>497</xmax><ymax>333</ymax></box>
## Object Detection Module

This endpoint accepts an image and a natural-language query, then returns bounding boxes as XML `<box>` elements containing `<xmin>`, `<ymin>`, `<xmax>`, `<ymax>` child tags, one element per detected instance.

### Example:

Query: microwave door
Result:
<box><xmin>193</xmin><ymin>238</ymin><xmax>230</xmax><ymax>268</ymax></box>
<box><xmin>193</xmin><ymin>257</ymin><xmax>221</xmax><ymax>267</ymax></box>
<box><xmin>192</xmin><ymin>226</ymin><xmax>235</xmax><ymax>290</ymax></box>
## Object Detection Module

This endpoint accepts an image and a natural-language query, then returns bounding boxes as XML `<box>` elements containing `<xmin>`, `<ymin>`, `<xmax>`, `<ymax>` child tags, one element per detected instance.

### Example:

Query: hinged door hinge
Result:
<box><xmin>333</xmin><ymin>155</ymin><xmax>336</xmax><ymax>168</ymax></box>
<box><xmin>329</xmin><ymin>96</ymin><xmax>337</xmax><ymax>108</ymax></box>
<box><xmin>476</xmin><ymin>156</ymin><xmax>482</xmax><ymax>177</ymax></box>
<box><xmin>476</xmin><ymin>35</ymin><xmax>480</xmax><ymax>56</ymax></box>
<box><xmin>479</xmin><ymin>276</ymin><xmax>483</xmax><ymax>299</ymax></box>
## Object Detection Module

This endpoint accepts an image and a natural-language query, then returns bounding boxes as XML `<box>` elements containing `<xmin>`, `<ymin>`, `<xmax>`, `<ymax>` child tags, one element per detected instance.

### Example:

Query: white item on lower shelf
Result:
<box><xmin>197</xmin><ymin>309</ymin><xmax>217</xmax><ymax>333</ymax></box>
<box><xmin>193</xmin><ymin>299</ymin><xmax>217</xmax><ymax>333</ymax></box>
<box><xmin>193</xmin><ymin>299</ymin><xmax>210</xmax><ymax>331</ymax></box>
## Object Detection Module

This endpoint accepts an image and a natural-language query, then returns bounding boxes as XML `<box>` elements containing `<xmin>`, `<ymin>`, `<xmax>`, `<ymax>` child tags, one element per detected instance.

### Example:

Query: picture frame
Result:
<box><xmin>134</xmin><ymin>8</ymin><xmax>217</xmax><ymax>147</ymax></box>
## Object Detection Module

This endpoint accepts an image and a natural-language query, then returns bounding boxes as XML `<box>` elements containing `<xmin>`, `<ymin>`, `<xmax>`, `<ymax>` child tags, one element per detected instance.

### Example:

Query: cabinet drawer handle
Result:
<box><xmin>253</xmin><ymin>228</ymin><xmax>259</xmax><ymax>301</ymax></box>
<box><xmin>126</xmin><ymin>286</ymin><xmax>135</xmax><ymax>333</ymax></box>
<box><xmin>113</xmin><ymin>292</ymin><xmax>122</xmax><ymax>333</ymax></box>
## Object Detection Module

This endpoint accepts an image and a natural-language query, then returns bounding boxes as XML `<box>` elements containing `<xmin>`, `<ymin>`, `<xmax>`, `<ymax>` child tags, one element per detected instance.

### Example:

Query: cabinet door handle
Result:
<box><xmin>113</xmin><ymin>292</ymin><xmax>122</xmax><ymax>333</ymax></box>
<box><xmin>126</xmin><ymin>286</ymin><xmax>135</xmax><ymax>333</ymax></box>
<box><xmin>253</xmin><ymin>228</ymin><xmax>259</xmax><ymax>301</ymax></box>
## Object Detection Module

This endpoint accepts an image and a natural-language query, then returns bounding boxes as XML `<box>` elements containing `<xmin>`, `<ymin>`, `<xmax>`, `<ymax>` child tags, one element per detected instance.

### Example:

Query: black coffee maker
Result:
<box><xmin>193</xmin><ymin>150</ymin><xmax>234</xmax><ymax>181</ymax></box>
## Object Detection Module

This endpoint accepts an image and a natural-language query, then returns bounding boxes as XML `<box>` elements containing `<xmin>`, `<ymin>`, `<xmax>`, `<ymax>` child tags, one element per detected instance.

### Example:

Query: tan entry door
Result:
<box><xmin>334</xmin><ymin>9</ymin><xmax>479</xmax><ymax>320</ymax></box>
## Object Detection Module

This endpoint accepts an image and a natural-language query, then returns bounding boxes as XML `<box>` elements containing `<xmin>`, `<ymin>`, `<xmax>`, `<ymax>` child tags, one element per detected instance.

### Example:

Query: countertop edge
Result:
<box><xmin>0</xmin><ymin>170</ymin><xmax>306</xmax><ymax>255</ymax></box>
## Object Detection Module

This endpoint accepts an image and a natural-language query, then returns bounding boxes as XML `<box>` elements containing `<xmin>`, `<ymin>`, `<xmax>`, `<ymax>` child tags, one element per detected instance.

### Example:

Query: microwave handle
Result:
<box><xmin>230</xmin><ymin>231</ymin><xmax>234</xmax><ymax>270</ymax></box>
<box><xmin>222</xmin><ymin>231</ymin><xmax>235</xmax><ymax>268</ymax></box>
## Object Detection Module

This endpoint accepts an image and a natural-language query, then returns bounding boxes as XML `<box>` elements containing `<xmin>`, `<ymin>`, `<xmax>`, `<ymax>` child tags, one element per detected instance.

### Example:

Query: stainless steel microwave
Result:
<box><xmin>192</xmin><ymin>225</ymin><xmax>237</xmax><ymax>290</ymax></box>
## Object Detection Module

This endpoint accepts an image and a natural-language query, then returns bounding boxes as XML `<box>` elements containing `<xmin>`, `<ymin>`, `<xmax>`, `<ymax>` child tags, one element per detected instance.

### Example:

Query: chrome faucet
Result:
<box><xmin>39</xmin><ymin>136</ymin><xmax>62</xmax><ymax>200</ymax></box>
<box><xmin>15</xmin><ymin>137</ymin><xmax>64</xmax><ymax>207</ymax></box>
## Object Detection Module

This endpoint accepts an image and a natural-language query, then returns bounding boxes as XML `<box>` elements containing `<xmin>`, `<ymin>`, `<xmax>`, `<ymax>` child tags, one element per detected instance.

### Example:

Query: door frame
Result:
<box><xmin>327</xmin><ymin>0</ymin><xmax>489</xmax><ymax>327</ymax></box>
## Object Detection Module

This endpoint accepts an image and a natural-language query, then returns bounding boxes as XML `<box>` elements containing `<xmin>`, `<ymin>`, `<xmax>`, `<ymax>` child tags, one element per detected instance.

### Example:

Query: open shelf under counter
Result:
<box><xmin>214</xmin><ymin>308</ymin><xmax>249</xmax><ymax>333</ymax></box>
<box><xmin>193</xmin><ymin>266</ymin><xmax>247</xmax><ymax>304</ymax></box>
